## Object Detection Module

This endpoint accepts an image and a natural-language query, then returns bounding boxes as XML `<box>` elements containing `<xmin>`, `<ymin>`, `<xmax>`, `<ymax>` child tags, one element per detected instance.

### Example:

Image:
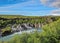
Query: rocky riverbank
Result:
<box><xmin>0</xmin><ymin>23</ymin><xmax>43</xmax><ymax>37</ymax></box>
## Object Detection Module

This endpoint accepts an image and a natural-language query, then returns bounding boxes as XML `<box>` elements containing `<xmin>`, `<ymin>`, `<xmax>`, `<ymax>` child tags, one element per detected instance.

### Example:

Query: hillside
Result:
<box><xmin>0</xmin><ymin>16</ymin><xmax>60</xmax><ymax>43</ymax></box>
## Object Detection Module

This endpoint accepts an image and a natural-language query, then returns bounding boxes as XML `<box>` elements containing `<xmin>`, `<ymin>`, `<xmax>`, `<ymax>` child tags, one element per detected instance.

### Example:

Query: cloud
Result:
<box><xmin>0</xmin><ymin>0</ymin><xmax>31</xmax><ymax>6</ymax></box>
<box><xmin>51</xmin><ymin>10</ymin><xmax>60</xmax><ymax>14</ymax></box>
<box><xmin>40</xmin><ymin>0</ymin><xmax>60</xmax><ymax>15</ymax></box>
<box><xmin>50</xmin><ymin>9</ymin><xmax>60</xmax><ymax>16</ymax></box>
<box><xmin>40</xmin><ymin>0</ymin><xmax>49</xmax><ymax>5</ymax></box>
<box><xmin>40</xmin><ymin>0</ymin><xmax>60</xmax><ymax>8</ymax></box>
<box><xmin>0</xmin><ymin>0</ymin><xmax>41</xmax><ymax>11</ymax></box>
<box><xmin>50</xmin><ymin>14</ymin><xmax>60</xmax><ymax>16</ymax></box>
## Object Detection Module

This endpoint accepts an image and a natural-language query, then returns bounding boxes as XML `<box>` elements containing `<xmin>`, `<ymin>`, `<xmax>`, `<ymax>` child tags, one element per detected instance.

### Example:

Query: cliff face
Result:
<box><xmin>11</xmin><ymin>23</ymin><xmax>41</xmax><ymax>32</ymax></box>
<box><xmin>34</xmin><ymin>23</ymin><xmax>44</xmax><ymax>28</ymax></box>
<box><xmin>1</xmin><ymin>23</ymin><xmax>42</xmax><ymax>37</ymax></box>
<box><xmin>12</xmin><ymin>23</ymin><xmax>44</xmax><ymax>32</ymax></box>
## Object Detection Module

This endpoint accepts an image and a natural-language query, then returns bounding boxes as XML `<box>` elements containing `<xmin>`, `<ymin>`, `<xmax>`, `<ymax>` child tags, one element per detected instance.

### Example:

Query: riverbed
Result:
<box><xmin>0</xmin><ymin>28</ymin><xmax>41</xmax><ymax>41</ymax></box>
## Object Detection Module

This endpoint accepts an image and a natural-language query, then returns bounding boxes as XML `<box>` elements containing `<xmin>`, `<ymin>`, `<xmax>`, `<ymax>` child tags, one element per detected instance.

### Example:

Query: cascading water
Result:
<box><xmin>0</xmin><ymin>23</ymin><xmax>42</xmax><ymax>41</ymax></box>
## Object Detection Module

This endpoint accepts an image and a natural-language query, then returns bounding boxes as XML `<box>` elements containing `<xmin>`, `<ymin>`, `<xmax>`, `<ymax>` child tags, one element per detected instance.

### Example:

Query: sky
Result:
<box><xmin>0</xmin><ymin>0</ymin><xmax>60</xmax><ymax>16</ymax></box>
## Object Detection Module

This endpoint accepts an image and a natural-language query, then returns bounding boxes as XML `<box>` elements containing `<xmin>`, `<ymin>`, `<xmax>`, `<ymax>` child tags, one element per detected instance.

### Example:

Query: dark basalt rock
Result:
<box><xmin>2</xmin><ymin>30</ymin><xmax>12</xmax><ymax>37</ymax></box>
<box><xmin>21</xmin><ymin>24</ymin><xmax>27</xmax><ymax>30</ymax></box>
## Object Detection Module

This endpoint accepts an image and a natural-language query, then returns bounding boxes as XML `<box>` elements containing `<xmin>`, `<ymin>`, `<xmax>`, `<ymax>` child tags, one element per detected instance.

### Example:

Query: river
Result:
<box><xmin>0</xmin><ymin>28</ymin><xmax>41</xmax><ymax>41</ymax></box>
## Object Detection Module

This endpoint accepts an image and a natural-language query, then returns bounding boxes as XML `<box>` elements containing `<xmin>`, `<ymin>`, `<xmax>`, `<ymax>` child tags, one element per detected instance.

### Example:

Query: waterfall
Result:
<box><xmin>11</xmin><ymin>23</ymin><xmax>32</xmax><ymax>32</ymax></box>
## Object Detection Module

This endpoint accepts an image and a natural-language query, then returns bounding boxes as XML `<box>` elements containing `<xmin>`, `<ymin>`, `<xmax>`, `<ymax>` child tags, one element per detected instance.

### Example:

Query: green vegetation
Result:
<box><xmin>0</xmin><ymin>15</ymin><xmax>60</xmax><ymax>43</ymax></box>
<box><xmin>0</xmin><ymin>16</ymin><xmax>55</xmax><ymax>32</ymax></box>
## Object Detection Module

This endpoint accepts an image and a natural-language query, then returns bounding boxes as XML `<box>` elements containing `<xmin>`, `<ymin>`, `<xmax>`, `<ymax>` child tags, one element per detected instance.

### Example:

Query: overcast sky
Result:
<box><xmin>0</xmin><ymin>0</ymin><xmax>60</xmax><ymax>16</ymax></box>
